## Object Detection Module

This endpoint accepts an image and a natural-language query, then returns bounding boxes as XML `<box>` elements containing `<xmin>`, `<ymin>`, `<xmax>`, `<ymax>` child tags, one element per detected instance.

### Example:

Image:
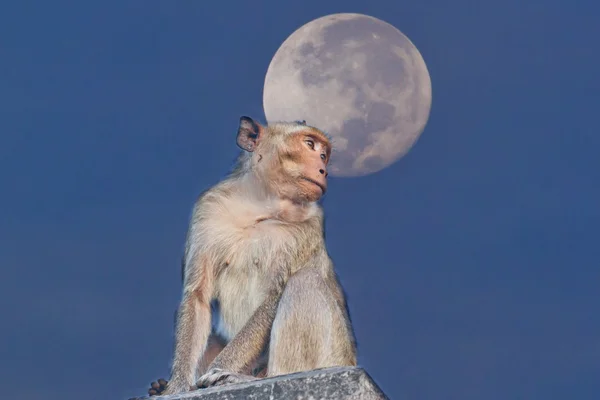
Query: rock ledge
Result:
<box><xmin>150</xmin><ymin>367</ymin><xmax>388</xmax><ymax>400</ymax></box>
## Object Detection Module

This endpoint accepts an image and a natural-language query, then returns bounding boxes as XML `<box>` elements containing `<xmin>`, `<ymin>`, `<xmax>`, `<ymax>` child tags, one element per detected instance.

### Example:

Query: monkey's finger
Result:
<box><xmin>195</xmin><ymin>376</ymin><xmax>213</xmax><ymax>388</ymax></box>
<box><xmin>148</xmin><ymin>389</ymin><xmax>157</xmax><ymax>396</ymax></box>
<box><xmin>158</xmin><ymin>378</ymin><xmax>168</xmax><ymax>386</ymax></box>
<box><xmin>208</xmin><ymin>373</ymin><xmax>233</xmax><ymax>388</ymax></box>
<box><xmin>195</xmin><ymin>377</ymin><xmax>218</xmax><ymax>389</ymax></box>
<box><xmin>195</xmin><ymin>382</ymin><xmax>207</xmax><ymax>389</ymax></box>
<box><xmin>214</xmin><ymin>375</ymin><xmax>238</xmax><ymax>387</ymax></box>
<box><xmin>151</xmin><ymin>382</ymin><xmax>160</xmax><ymax>390</ymax></box>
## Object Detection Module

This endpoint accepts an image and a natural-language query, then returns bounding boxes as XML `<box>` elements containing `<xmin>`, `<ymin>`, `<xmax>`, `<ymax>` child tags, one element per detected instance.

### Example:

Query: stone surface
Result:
<box><xmin>149</xmin><ymin>367</ymin><xmax>388</xmax><ymax>400</ymax></box>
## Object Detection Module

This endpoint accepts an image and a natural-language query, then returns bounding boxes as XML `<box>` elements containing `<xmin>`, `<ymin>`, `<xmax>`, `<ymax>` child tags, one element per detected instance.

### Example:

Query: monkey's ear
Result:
<box><xmin>237</xmin><ymin>116</ymin><xmax>262</xmax><ymax>152</ymax></box>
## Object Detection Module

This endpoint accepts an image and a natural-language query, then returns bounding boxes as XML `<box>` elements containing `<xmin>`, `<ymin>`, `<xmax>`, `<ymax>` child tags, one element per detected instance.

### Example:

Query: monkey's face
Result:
<box><xmin>236</xmin><ymin>117</ymin><xmax>331</xmax><ymax>203</ymax></box>
<box><xmin>279</xmin><ymin>132</ymin><xmax>330</xmax><ymax>203</ymax></box>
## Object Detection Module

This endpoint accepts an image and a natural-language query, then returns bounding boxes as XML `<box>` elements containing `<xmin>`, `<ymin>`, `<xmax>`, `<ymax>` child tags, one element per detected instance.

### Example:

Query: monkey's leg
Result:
<box><xmin>267</xmin><ymin>268</ymin><xmax>356</xmax><ymax>376</ymax></box>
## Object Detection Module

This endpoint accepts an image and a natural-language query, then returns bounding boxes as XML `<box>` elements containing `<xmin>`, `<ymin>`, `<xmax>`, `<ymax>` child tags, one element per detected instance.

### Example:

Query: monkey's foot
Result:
<box><xmin>127</xmin><ymin>378</ymin><xmax>169</xmax><ymax>400</ymax></box>
<box><xmin>147</xmin><ymin>378</ymin><xmax>169</xmax><ymax>396</ymax></box>
<box><xmin>195</xmin><ymin>368</ymin><xmax>258</xmax><ymax>389</ymax></box>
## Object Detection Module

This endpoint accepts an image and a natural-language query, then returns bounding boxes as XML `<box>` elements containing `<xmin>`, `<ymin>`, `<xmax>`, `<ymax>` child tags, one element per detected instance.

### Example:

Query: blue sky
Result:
<box><xmin>1</xmin><ymin>1</ymin><xmax>598</xmax><ymax>399</ymax></box>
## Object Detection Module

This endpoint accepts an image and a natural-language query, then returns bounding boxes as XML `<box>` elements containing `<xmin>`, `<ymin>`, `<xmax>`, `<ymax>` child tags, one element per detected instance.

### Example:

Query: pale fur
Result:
<box><xmin>160</xmin><ymin>119</ymin><xmax>357</xmax><ymax>396</ymax></box>
<box><xmin>187</xmin><ymin>172</ymin><xmax>323</xmax><ymax>340</ymax></box>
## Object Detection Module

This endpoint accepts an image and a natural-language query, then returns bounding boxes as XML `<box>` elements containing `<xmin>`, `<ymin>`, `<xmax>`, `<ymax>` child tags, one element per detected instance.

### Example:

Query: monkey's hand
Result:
<box><xmin>195</xmin><ymin>368</ymin><xmax>258</xmax><ymax>389</ymax></box>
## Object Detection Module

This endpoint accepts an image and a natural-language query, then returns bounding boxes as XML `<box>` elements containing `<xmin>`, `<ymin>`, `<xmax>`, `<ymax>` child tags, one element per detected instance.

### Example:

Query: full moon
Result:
<box><xmin>263</xmin><ymin>13</ymin><xmax>432</xmax><ymax>177</ymax></box>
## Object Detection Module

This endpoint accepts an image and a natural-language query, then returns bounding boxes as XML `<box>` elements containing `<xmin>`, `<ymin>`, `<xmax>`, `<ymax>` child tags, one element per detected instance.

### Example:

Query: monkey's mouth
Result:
<box><xmin>300</xmin><ymin>177</ymin><xmax>326</xmax><ymax>194</ymax></box>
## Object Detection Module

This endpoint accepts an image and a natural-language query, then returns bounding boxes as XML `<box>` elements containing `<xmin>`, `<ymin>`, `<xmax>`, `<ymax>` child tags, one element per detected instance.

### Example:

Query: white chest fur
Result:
<box><xmin>201</xmin><ymin>193</ymin><xmax>310</xmax><ymax>340</ymax></box>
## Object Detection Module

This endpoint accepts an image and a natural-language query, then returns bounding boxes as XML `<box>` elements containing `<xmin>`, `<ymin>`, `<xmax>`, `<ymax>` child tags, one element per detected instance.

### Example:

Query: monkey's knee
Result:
<box><xmin>268</xmin><ymin>269</ymin><xmax>352</xmax><ymax>375</ymax></box>
<box><xmin>276</xmin><ymin>268</ymin><xmax>332</xmax><ymax>318</ymax></box>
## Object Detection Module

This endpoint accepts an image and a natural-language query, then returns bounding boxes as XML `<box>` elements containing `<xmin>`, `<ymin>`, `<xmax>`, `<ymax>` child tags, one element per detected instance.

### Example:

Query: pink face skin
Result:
<box><xmin>297</xmin><ymin>134</ymin><xmax>329</xmax><ymax>200</ymax></box>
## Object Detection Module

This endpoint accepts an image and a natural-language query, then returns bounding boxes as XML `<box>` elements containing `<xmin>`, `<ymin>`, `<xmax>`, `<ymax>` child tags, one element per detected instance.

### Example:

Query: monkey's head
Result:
<box><xmin>236</xmin><ymin>116</ymin><xmax>331</xmax><ymax>203</ymax></box>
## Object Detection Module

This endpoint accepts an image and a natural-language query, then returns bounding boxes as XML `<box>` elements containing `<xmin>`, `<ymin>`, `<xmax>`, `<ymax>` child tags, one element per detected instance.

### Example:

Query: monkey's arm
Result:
<box><xmin>164</xmin><ymin>247</ymin><xmax>215</xmax><ymax>394</ymax></box>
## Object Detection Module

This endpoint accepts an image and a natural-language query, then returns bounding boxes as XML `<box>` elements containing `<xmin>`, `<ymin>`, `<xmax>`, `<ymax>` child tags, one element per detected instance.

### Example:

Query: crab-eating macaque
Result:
<box><xmin>136</xmin><ymin>116</ymin><xmax>357</xmax><ymax>397</ymax></box>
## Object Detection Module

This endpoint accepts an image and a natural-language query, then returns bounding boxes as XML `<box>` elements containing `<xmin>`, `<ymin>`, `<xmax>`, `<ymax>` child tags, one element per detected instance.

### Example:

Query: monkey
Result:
<box><xmin>134</xmin><ymin>116</ymin><xmax>357</xmax><ymax>398</ymax></box>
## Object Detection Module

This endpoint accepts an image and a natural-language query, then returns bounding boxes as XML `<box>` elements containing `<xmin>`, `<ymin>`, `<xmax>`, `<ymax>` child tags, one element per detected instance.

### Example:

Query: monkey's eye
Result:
<box><xmin>320</xmin><ymin>153</ymin><xmax>326</xmax><ymax>160</ymax></box>
<box><xmin>305</xmin><ymin>140</ymin><xmax>315</xmax><ymax>149</ymax></box>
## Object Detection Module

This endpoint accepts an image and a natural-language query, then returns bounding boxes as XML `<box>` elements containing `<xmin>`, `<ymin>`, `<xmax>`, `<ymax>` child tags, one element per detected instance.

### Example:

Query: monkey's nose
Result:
<box><xmin>319</xmin><ymin>169</ymin><xmax>328</xmax><ymax>177</ymax></box>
